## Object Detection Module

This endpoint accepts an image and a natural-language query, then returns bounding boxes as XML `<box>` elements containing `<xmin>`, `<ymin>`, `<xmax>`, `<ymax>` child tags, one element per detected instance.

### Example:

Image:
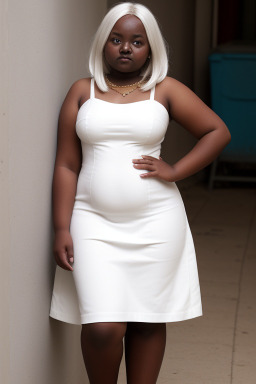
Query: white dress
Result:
<box><xmin>49</xmin><ymin>78</ymin><xmax>202</xmax><ymax>325</ymax></box>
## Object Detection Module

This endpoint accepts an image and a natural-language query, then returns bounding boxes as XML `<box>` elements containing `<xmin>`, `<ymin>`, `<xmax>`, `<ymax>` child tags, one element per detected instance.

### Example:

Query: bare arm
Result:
<box><xmin>133</xmin><ymin>77</ymin><xmax>231</xmax><ymax>181</ymax></box>
<box><xmin>166</xmin><ymin>77</ymin><xmax>231</xmax><ymax>181</ymax></box>
<box><xmin>52</xmin><ymin>79</ymin><xmax>88</xmax><ymax>270</ymax></box>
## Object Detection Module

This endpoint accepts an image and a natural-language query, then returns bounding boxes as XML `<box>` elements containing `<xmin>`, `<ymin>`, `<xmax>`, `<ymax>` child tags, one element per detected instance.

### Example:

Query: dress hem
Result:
<box><xmin>49</xmin><ymin>305</ymin><xmax>203</xmax><ymax>326</ymax></box>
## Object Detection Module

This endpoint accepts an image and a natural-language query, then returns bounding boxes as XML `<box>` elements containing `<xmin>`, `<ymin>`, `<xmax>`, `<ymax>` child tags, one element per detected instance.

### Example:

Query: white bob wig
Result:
<box><xmin>89</xmin><ymin>2</ymin><xmax>169</xmax><ymax>92</ymax></box>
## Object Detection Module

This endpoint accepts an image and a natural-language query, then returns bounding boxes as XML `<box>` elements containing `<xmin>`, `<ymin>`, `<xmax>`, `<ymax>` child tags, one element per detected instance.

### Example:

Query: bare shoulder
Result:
<box><xmin>158</xmin><ymin>76</ymin><xmax>193</xmax><ymax>96</ymax></box>
<box><xmin>155</xmin><ymin>76</ymin><xmax>193</xmax><ymax>115</ymax></box>
<box><xmin>64</xmin><ymin>77</ymin><xmax>91</xmax><ymax>107</ymax></box>
<box><xmin>58</xmin><ymin>77</ymin><xmax>91</xmax><ymax>129</ymax></box>
<box><xmin>156</xmin><ymin>76</ymin><xmax>230</xmax><ymax>139</ymax></box>
<box><xmin>70</xmin><ymin>77</ymin><xmax>91</xmax><ymax>91</ymax></box>
<box><xmin>158</xmin><ymin>76</ymin><xmax>208</xmax><ymax>113</ymax></box>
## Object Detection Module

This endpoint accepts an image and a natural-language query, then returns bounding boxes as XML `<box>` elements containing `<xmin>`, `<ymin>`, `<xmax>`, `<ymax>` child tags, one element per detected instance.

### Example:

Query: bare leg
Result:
<box><xmin>80</xmin><ymin>322</ymin><xmax>127</xmax><ymax>384</ymax></box>
<box><xmin>124</xmin><ymin>322</ymin><xmax>166</xmax><ymax>384</ymax></box>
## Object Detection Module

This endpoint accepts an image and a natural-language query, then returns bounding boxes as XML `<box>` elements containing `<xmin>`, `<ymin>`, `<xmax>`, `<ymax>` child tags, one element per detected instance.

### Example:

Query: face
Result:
<box><xmin>104</xmin><ymin>15</ymin><xmax>151</xmax><ymax>75</ymax></box>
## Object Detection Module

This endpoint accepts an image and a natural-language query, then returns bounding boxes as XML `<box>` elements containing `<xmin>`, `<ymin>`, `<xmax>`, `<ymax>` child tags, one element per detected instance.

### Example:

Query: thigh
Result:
<box><xmin>82</xmin><ymin>322</ymin><xmax>128</xmax><ymax>347</ymax></box>
<box><xmin>126</xmin><ymin>322</ymin><xmax>166</xmax><ymax>336</ymax></box>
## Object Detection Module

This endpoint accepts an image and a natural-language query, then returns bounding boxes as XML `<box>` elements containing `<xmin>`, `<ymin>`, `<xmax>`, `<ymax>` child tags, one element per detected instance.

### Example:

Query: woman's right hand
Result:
<box><xmin>53</xmin><ymin>229</ymin><xmax>74</xmax><ymax>271</ymax></box>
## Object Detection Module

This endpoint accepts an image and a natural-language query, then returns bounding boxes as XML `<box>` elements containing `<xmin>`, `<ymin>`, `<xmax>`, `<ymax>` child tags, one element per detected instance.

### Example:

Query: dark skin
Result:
<box><xmin>52</xmin><ymin>14</ymin><xmax>231</xmax><ymax>384</ymax></box>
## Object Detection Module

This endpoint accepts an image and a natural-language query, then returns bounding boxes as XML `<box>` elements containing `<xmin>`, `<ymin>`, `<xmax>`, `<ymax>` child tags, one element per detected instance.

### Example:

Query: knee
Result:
<box><xmin>82</xmin><ymin>322</ymin><xmax>127</xmax><ymax>349</ymax></box>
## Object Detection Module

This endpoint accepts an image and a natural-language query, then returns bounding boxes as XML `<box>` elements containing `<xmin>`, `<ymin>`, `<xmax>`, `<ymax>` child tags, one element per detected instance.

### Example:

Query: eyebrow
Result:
<box><xmin>111</xmin><ymin>32</ymin><xmax>144</xmax><ymax>38</ymax></box>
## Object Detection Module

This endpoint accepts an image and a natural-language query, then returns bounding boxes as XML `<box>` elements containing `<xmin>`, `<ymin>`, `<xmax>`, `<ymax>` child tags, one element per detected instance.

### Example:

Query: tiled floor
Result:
<box><xmin>117</xmin><ymin>183</ymin><xmax>256</xmax><ymax>383</ymax></box>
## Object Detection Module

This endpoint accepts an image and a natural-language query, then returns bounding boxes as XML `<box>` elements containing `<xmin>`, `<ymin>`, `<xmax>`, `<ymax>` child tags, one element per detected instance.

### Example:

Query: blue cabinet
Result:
<box><xmin>208</xmin><ymin>50</ymin><xmax>256</xmax><ymax>188</ymax></box>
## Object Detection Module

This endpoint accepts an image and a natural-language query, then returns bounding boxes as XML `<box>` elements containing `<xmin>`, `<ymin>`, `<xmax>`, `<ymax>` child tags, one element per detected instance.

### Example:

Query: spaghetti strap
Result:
<box><xmin>90</xmin><ymin>78</ymin><xmax>95</xmax><ymax>99</ymax></box>
<box><xmin>150</xmin><ymin>85</ymin><xmax>155</xmax><ymax>100</ymax></box>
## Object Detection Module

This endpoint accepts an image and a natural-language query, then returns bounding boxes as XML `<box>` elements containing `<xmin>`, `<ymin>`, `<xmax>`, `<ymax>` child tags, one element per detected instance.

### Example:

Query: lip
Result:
<box><xmin>118</xmin><ymin>56</ymin><xmax>132</xmax><ymax>61</ymax></box>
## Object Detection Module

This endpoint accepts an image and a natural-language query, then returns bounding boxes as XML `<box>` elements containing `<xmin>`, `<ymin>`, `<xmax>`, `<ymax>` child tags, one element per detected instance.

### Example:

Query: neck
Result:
<box><xmin>106</xmin><ymin>70</ymin><xmax>142</xmax><ymax>85</ymax></box>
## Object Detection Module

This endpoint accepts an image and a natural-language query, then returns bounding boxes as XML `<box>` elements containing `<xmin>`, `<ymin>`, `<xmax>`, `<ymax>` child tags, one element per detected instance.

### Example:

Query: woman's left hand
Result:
<box><xmin>132</xmin><ymin>155</ymin><xmax>174</xmax><ymax>182</ymax></box>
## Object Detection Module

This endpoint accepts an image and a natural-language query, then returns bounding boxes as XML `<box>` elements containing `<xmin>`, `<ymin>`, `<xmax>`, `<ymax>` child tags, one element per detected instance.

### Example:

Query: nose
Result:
<box><xmin>120</xmin><ymin>41</ymin><xmax>131</xmax><ymax>54</ymax></box>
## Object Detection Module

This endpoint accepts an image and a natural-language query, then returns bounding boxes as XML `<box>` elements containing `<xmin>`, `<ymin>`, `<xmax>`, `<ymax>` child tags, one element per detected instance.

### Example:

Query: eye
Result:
<box><xmin>111</xmin><ymin>38</ymin><xmax>121</xmax><ymax>44</ymax></box>
<box><xmin>133</xmin><ymin>40</ymin><xmax>142</xmax><ymax>46</ymax></box>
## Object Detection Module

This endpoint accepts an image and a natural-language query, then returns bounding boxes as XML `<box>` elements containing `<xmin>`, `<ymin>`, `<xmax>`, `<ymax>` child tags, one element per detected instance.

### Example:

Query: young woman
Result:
<box><xmin>50</xmin><ymin>3</ymin><xmax>231</xmax><ymax>383</ymax></box>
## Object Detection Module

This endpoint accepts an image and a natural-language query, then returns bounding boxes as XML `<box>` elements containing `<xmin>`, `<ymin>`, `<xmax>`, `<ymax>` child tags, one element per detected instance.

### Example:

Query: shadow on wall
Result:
<box><xmin>48</xmin><ymin>232</ymin><xmax>87</xmax><ymax>382</ymax></box>
<box><xmin>48</xmin><ymin>318</ymin><xmax>87</xmax><ymax>383</ymax></box>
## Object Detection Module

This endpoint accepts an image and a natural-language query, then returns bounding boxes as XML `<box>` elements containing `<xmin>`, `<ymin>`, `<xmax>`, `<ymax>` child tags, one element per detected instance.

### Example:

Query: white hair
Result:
<box><xmin>89</xmin><ymin>2</ymin><xmax>169</xmax><ymax>92</ymax></box>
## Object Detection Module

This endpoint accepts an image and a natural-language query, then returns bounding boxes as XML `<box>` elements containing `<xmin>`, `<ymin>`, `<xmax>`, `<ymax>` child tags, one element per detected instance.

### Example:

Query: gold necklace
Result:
<box><xmin>105</xmin><ymin>75</ymin><xmax>144</xmax><ymax>97</ymax></box>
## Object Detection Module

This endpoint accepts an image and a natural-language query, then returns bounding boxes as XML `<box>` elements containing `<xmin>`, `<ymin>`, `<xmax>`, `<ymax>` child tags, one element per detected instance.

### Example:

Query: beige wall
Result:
<box><xmin>0</xmin><ymin>1</ymin><xmax>10</xmax><ymax>382</ymax></box>
<box><xmin>0</xmin><ymin>0</ymin><xmax>107</xmax><ymax>383</ymax></box>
